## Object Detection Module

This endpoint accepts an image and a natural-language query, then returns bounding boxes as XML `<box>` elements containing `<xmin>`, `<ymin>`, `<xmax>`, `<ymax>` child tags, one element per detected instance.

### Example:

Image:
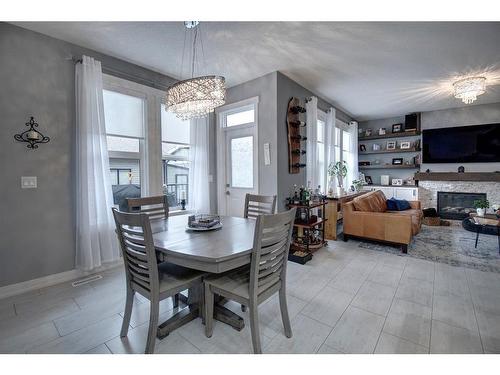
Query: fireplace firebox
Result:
<box><xmin>437</xmin><ymin>191</ymin><xmax>487</xmax><ymax>220</ymax></box>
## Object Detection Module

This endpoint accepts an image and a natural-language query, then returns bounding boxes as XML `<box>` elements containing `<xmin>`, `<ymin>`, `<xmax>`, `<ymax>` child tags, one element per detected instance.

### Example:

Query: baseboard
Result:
<box><xmin>0</xmin><ymin>260</ymin><xmax>122</xmax><ymax>300</ymax></box>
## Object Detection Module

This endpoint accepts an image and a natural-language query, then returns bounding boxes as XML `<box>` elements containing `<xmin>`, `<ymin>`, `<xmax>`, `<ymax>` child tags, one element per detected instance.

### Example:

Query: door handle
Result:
<box><xmin>226</xmin><ymin>191</ymin><xmax>230</xmax><ymax>195</ymax></box>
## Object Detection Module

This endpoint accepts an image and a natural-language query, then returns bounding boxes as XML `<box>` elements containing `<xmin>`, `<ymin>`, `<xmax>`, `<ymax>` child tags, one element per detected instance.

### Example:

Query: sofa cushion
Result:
<box><xmin>353</xmin><ymin>190</ymin><xmax>387</xmax><ymax>212</ymax></box>
<box><xmin>387</xmin><ymin>209</ymin><xmax>422</xmax><ymax>235</ymax></box>
<box><xmin>386</xmin><ymin>198</ymin><xmax>411</xmax><ymax>211</ymax></box>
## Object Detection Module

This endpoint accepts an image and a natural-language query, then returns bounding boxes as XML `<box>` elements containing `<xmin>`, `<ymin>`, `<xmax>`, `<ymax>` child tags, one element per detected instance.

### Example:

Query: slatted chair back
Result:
<box><xmin>243</xmin><ymin>194</ymin><xmax>277</xmax><ymax>219</ymax></box>
<box><xmin>126</xmin><ymin>195</ymin><xmax>169</xmax><ymax>220</ymax></box>
<box><xmin>112</xmin><ymin>208</ymin><xmax>159</xmax><ymax>298</ymax></box>
<box><xmin>249</xmin><ymin>208</ymin><xmax>296</xmax><ymax>298</ymax></box>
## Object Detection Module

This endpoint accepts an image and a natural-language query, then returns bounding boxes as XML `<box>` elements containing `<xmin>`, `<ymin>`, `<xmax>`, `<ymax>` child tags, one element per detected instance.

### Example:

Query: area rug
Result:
<box><xmin>357</xmin><ymin>222</ymin><xmax>500</xmax><ymax>273</ymax></box>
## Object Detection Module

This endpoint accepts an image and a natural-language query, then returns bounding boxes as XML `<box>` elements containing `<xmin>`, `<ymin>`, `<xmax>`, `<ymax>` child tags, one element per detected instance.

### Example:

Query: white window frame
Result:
<box><xmin>215</xmin><ymin>96</ymin><xmax>259</xmax><ymax>215</ymax></box>
<box><xmin>317</xmin><ymin>109</ymin><xmax>327</xmax><ymax>191</ymax></box>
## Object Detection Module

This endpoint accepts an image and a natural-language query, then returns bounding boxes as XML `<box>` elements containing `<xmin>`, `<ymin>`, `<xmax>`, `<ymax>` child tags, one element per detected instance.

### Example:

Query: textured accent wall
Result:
<box><xmin>419</xmin><ymin>181</ymin><xmax>500</xmax><ymax>210</ymax></box>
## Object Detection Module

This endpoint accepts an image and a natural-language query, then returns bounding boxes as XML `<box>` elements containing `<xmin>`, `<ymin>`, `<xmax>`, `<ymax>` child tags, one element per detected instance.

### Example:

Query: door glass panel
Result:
<box><xmin>230</xmin><ymin>136</ymin><xmax>253</xmax><ymax>188</ymax></box>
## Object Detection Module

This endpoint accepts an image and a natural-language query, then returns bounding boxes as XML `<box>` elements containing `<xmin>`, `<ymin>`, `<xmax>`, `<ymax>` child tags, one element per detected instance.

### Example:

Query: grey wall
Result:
<box><xmin>276</xmin><ymin>72</ymin><xmax>353</xmax><ymax>211</ymax></box>
<box><xmin>358</xmin><ymin>103</ymin><xmax>500</xmax><ymax>186</ymax></box>
<box><xmin>0</xmin><ymin>23</ymin><xmax>177</xmax><ymax>287</ymax></box>
<box><xmin>224</xmin><ymin>72</ymin><xmax>278</xmax><ymax>197</ymax></box>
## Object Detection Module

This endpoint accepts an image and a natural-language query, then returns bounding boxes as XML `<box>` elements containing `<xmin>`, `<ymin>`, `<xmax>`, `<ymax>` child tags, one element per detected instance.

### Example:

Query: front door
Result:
<box><xmin>224</xmin><ymin>126</ymin><xmax>257</xmax><ymax>217</ymax></box>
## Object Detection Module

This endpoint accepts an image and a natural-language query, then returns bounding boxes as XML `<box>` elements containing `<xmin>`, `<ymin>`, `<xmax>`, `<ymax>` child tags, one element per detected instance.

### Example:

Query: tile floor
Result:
<box><xmin>1</xmin><ymin>238</ymin><xmax>499</xmax><ymax>354</ymax></box>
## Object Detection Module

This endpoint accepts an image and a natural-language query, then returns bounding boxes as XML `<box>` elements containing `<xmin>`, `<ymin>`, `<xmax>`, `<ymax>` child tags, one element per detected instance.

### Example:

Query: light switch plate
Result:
<box><xmin>21</xmin><ymin>176</ymin><xmax>37</xmax><ymax>189</ymax></box>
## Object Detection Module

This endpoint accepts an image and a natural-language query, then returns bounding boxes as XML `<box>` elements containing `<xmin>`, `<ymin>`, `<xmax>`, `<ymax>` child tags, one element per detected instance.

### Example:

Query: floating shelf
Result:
<box><xmin>359</xmin><ymin>164</ymin><xmax>421</xmax><ymax>170</ymax></box>
<box><xmin>359</xmin><ymin>147</ymin><xmax>421</xmax><ymax>155</ymax></box>
<box><xmin>358</xmin><ymin>131</ymin><xmax>420</xmax><ymax>141</ymax></box>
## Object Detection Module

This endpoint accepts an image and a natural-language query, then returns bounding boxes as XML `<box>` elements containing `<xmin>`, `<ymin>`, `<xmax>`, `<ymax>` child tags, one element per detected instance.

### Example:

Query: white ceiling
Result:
<box><xmin>13</xmin><ymin>22</ymin><xmax>500</xmax><ymax>120</ymax></box>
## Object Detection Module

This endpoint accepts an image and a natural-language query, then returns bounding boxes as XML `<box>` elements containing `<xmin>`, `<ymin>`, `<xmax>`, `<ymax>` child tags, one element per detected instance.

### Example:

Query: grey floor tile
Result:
<box><xmin>351</xmin><ymin>280</ymin><xmax>396</xmax><ymax>316</ymax></box>
<box><xmin>317</xmin><ymin>343</ymin><xmax>344</xmax><ymax>354</ymax></box>
<box><xmin>301</xmin><ymin>286</ymin><xmax>355</xmax><ymax>327</ymax></box>
<box><xmin>377</xmin><ymin>253</ymin><xmax>408</xmax><ymax>270</ymax></box>
<box><xmin>403</xmin><ymin>258</ymin><xmax>435</xmax><ymax>282</ymax></box>
<box><xmin>28</xmin><ymin>314</ymin><xmax>122</xmax><ymax>354</ymax></box>
<box><xmin>85</xmin><ymin>344</ymin><xmax>112</xmax><ymax>354</ymax></box>
<box><xmin>475</xmin><ymin>308</ymin><xmax>500</xmax><ymax>352</ymax></box>
<box><xmin>434</xmin><ymin>265</ymin><xmax>469</xmax><ymax>298</ymax></box>
<box><xmin>265</xmin><ymin>314</ymin><xmax>332</xmax><ymax>354</ymax></box>
<box><xmin>396</xmin><ymin>276</ymin><xmax>433</xmax><ymax>307</ymax></box>
<box><xmin>466</xmin><ymin>268</ymin><xmax>500</xmax><ymax>290</ymax></box>
<box><xmin>469</xmin><ymin>284</ymin><xmax>500</xmax><ymax>316</ymax></box>
<box><xmin>374</xmin><ymin>332</ymin><xmax>428</xmax><ymax>354</ymax></box>
<box><xmin>367</xmin><ymin>263</ymin><xmax>403</xmax><ymax>288</ymax></box>
<box><xmin>0</xmin><ymin>304</ymin><xmax>16</xmax><ymax>320</ymax></box>
<box><xmin>0</xmin><ymin>321</ymin><xmax>60</xmax><ymax>354</ymax></box>
<box><xmin>328</xmin><ymin>269</ymin><xmax>367</xmax><ymax>294</ymax></box>
<box><xmin>383</xmin><ymin>298</ymin><xmax>432</xmax><ymax>347</ymax></box>
<box><xmin>430</xmin><ymin>320</ymin><xmax>483</xmax><ymax>354</ymax></box>
<box><xmin>287</xmin><ymin>272</ymin><xmax>330</xmax><ymax>302</ymax></box>
<box><xmin>433</xmin><ymin>293</ymin><xmax>479</xmax><ymax>332</ymax></box>
<box><xmin>324</xmin><ymin>306</ymin><xmax>385</xmax><ymax>354</ymax></box>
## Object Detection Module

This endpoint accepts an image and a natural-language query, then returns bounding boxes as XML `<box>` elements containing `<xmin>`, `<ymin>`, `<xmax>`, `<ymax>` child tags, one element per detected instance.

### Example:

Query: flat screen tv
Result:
<box><xmin>422</xmin><ymin>123</ymin><xmax>500</xmax><ymax>163</ymax></box>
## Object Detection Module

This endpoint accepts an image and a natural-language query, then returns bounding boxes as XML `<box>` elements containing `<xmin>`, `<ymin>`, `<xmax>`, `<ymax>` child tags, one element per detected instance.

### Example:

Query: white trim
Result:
<box><xmin>216</xmin><ymin>97</ymin><xmax>259</xmax><ymax>215</ymax></box>
<box><xmin>0</xmin><ymin>261</ymin><xmax>122</xmax><ymax>300</ymax></box>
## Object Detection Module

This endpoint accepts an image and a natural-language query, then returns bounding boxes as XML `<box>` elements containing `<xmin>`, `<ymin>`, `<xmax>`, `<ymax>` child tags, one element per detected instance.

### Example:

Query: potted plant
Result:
<box><xmin>492</xmin><ymin>204</ymin><xmax>500</xmax><ymax>218</ymax></box>
<box><xmin>473</xmin><ymin>199</ymin><xmax>489</xmax><ymax>217</ymax></box>
<box><xmin>351</xmin><ymin>179</ymin><xmax>364</xmax><ymax>192</ymax></box>
<box><xmin>328</xmin><ymin>160</ymin><xmax>348</xmax><ymax>195</ymax></box>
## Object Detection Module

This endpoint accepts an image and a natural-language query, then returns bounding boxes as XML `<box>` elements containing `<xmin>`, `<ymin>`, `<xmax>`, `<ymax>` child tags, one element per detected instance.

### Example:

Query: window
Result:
<box><xmin>161</xmin><ymin>104</ymin><xmax>190</xmax><ymax>209</ymax></box>
<box><xmin>317</xmin><ymin>111</ymin><xmax>326</xmax><ymax>191</ymax></box>
<box><xmin>226</xmin><ymin>108</ymin><xmax>255</xmax><ymax>127</ymax></box>
<box><xmin>230</xmin><ymin>136</ymin><xmax>254</xmax><ymax>188</ymax></box>
<box><xmin>103</xmin><ymin>88</ymin><xmax>145</xmax><ymax>210</ymax></box>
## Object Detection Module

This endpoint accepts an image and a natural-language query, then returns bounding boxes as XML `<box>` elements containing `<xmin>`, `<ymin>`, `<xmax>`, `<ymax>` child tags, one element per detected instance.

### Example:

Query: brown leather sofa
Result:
<box><xmin>342</xmin><ymin>190</ymin><xmax>423</xmax><ymax>253</ymax></box>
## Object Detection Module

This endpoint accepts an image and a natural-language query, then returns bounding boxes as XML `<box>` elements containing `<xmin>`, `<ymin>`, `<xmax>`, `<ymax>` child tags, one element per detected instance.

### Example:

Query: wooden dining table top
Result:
<box><xmin>149</xmin><ymin>215</ymin><xmax>256</xmax><ymax>273</ymax></box>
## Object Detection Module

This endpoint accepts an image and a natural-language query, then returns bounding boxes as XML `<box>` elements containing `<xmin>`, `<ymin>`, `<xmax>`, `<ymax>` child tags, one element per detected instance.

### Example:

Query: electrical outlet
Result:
<box><xmin>21</xmin><ymin>176</ymin><xmax>37</xmax><ymax>189</ymax></box>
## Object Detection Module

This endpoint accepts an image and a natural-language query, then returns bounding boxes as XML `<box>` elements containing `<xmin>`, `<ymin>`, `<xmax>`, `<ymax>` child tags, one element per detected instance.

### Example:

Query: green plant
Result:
<box><xmin>352</xmin><ymin>179</ymin><xmax>364</xmax><ymax>191</ymax></box>
<box><xmin>473</xmin><ymin>199</ymin><xmax>489</xmax><ymax>209</ymax></box>
<box><xmin>328</xmin><ymin>160</ymin><xmax>348</xmax><ymax>188</ymax></box>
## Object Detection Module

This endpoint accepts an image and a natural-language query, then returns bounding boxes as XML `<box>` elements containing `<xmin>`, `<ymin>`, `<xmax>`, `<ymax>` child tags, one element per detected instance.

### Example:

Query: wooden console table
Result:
<box><xmin>325</xmin><ymin>191</ymin><xmax>368</xmax><ymax>240</ymax></box>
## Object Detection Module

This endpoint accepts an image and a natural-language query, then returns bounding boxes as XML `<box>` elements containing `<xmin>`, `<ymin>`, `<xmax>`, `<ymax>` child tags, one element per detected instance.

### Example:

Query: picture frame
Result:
<box><xmin>386</xmin><ymin>140</ymin><xmax>396</xmax><ymax>150</ymax></box>
<box><xmin>372</xmin><ymin>143</ymin><xmax>381</xmax><ymax>151</ymax></box>
<box><xmin>392</xmin><ymin>123</ymin><xmax>403</xmax><ymax>133</ymax></box>
<box><xmin>359</xmin><ymin>144</ymin><xmax>366</xmax><ymax>152</ymax></box>
<box><xmin>365</xmin><ymin>175</ymin><xmax>373</xmax><ymax>185</ymax></box>
<box><xmin>392</xmin><ymin>178</ymin><xmax>403</xmax><ymax>186</ymax></box>
<box><xmin>364</xmin><ymin>128</ymin><xmax>372</xmax><ymax>137</ymax></box>
<box><xmin>392</xmin><ymin>157</ymin><xmax>403</xmax><ymax>165</ymax></box>
<box><xmin>400</xmin><ymin>141</ymin><xmax>411</xmax><ymax>149</ymax></box>
<box><xmin>378</xmin><ymin>128</ymin><xmax>386</xmax><ymax>136</ymax></box>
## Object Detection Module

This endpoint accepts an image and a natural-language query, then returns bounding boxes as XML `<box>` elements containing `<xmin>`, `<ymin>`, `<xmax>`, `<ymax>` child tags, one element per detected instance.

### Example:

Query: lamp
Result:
<box><xmin>453</xmin><ymin>77</ymin><xmax>486</xmax><ymax>104</ymax></box>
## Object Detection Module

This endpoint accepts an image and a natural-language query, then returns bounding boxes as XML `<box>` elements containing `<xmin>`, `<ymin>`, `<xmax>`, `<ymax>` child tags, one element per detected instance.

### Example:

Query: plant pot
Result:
<box><xmin>476</xmin><ymin>208</ymin><xmax>486</xmax><ymax>217</ymax></box>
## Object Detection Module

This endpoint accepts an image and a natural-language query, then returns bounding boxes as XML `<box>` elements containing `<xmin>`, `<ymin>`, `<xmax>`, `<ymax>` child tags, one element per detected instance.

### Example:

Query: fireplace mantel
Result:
<box><xmin>415</xmin><ymin>172</ymin><xmax>500</xmax><ymax>182</ymax></box>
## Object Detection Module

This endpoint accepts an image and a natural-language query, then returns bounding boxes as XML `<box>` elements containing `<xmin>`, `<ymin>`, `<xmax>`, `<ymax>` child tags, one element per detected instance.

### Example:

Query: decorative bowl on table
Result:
<box><xmin>186</xmin><ymin>214</ymin><xmax>222</xmax><ymax>231</ymax></box>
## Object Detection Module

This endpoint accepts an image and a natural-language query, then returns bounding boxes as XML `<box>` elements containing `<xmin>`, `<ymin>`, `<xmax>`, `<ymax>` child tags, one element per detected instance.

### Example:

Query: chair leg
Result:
<box><xmin>204</xmin><ymin>283</ymin><xmax>214</xmax><ymax>338</ymax></box>
<box><xmin>145</xmin><ymin>300</ymin><xmax>159</xmax><ymax>354</ymax></box>
<box><xmin>241</xmin><ymin>305</ymin><xmax>247</xmax><ymax>312</ymax></box>
<box><xmin>278</xmin><ymin>287</ymin><xmax>292</xmax><ymax>338</ymax></box>
<box><xmin>173</xmin><ymin>293</ymin><xmax>179</xmax><ymax>309</ymax></box>
<box><xmin>120</xmin><ymin>286</ymin><xmax>134</xmax><ymax>337</ymax></box>
<box><xmin>249</xmin><ymin>303</ymin><xmax>262</xmax><ymax>354</ymax></box>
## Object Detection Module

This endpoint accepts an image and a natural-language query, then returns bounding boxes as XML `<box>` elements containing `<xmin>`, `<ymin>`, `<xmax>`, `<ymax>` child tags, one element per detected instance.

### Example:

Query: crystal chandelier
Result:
<box><xmin>166</xmin><ymin>22</ymin><xmax>226</xmax><ymax>120</ymax></box>
<box><xmin>453</xmin><ymin>76</ymin><xmax>486</xmax><ymax>104</ymax></box>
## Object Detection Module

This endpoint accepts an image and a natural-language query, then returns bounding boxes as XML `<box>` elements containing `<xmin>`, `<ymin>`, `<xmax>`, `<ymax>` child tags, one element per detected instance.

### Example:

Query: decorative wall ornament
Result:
<box><xmin>14</xmin><ymin>116</ymin><xmax>50</xmax><ymax>149</ymax></box>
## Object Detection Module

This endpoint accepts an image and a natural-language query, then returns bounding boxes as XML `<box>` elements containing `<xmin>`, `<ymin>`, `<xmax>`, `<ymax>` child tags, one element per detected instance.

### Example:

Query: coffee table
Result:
<box><xmin>468</xmin><ymin>213</ymin><xmax>500</xmax><ymax>253</ymax></box>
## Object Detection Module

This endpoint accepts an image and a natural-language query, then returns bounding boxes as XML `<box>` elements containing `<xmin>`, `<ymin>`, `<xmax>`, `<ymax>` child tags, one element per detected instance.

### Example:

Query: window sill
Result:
<box><xmin>169</xmin><ymin>209</ymin><xmax>194</xmax><ymax>217</ymax></box>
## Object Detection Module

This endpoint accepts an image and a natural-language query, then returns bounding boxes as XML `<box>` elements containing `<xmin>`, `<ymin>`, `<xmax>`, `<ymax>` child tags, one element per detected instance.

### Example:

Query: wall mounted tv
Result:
<box><xmin>422</xmin><ymin>123</ymin><xmax>500</xmax><ymax>163</ymax></box>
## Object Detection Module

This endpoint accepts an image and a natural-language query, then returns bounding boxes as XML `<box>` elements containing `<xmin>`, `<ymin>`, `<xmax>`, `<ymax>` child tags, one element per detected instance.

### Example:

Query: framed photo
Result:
<box><xmin>392</xmin><ymin>123</ymin><xmax>403</xmax><ymax>133</ymax></box>
<box><xmin>365</xmin><ymin>128</ymin><xmax>372</xmax><ymax>137</ymax></box>
<box><xmin>359</xmin><ymin>144</ymin><xmax>366</xmax><ymax>152</ymax></box>
<box><xmin>378</xmin><ymin>128</ymin><xmax>386</xmax><ymax>136</ymax></box>
<box><xmin>365</xmin><ymin>175</ymin><xmax>373</xmax><ymax>185</ymax></box>
<box><xmin>386</xmin><ymin>141</ymin><xmax>396</xmax><ymax>150</ymax></box>
<box><xmin>392</xmin><ymin>158</ymin><xmax>403</xmax><ymax>165</ymax></box>
<box><xmin>372</xmin><ymin>143</ymin><xmax>381</xmax><ymax>151</ymax></box>
<box><xmin>400</xmin><ymin>141</ymin><xmax>411</xmax><ymax>149</ymax></box>
<box><xmin>392</xmin><ymin>178</ymin><xmax>403</xmax><ymax>186</ymax></box>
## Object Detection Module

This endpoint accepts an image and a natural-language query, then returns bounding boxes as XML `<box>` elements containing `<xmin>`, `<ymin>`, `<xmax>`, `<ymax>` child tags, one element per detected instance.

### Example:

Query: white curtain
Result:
<box><xmin>306</xmin><ymin>96</ymin><xmax>318</xmax><ymax>189</ymax></box>
<box><xmin>325</xmin><ymin>107</ymin><xmax>337</xmax><ymax>191</ymax></box>
<box><xmin>75</xmin><ymin>55</ymin><xmax>120</xmax><ymax>271</ymax></box>
<box><xmin>347</xmin><ymin>121</ymin><xmax>359</xmax><ymax>188</ymax></box>
<box><xmin>189</xmin><ymin>116</ymin><xmax>211</xmax><ymax>214</ymax></box>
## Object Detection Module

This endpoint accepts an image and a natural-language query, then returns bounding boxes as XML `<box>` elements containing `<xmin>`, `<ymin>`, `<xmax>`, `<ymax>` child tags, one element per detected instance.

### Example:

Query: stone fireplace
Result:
<box><xmin>437</xmin><ymin>191</ymin><xmax>486</xmax><ymax>220</ymax></box>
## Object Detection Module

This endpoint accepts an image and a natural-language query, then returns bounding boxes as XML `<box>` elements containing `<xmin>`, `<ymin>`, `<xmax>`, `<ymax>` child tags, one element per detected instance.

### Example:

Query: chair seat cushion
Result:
<box><xmin>386</xmin><ymin>209</ymin><xmax>422</xmax><ymax>235</ymax></box>
<box><xmin>205</xmin><ymin>267</ymin><xmax>251</xmax><ymax>300</ymax></box>
<box><xmin>157</xmin><ymin>262</ymin><xmax>205</xmax><ymax>293</ymax></box>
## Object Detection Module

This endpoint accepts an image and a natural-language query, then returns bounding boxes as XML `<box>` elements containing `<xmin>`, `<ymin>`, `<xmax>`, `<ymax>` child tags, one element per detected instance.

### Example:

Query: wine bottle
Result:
<box><xmin>292</xmin><ymin>163</ymin><xmax>306</xmax><ymax>168</ymax></box>
<box><xmin>290</xmin><ymin>106</ymin><xmax>306</xmax><ymax>114</ymax></box>
<box><xmin>290</xmin><ymin>120</ymin><xmax>306</xmax><ymax>127</ymax></box>
<box><xmin>290</xmin><ymin>135</ymin><xmax>307</xmax><ymax>141</ymax></box>
<box><xmin>291</xmin><ymin>149</ymin><xmax>306</xmax><ymax>155</ymax></box>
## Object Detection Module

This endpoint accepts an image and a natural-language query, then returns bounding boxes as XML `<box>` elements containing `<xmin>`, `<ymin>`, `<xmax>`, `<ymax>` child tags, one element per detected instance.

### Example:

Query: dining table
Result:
<box><xmin>148</xmin><ymin>215</ymin><xmax>256</xmax><ymax>339</ymax></box>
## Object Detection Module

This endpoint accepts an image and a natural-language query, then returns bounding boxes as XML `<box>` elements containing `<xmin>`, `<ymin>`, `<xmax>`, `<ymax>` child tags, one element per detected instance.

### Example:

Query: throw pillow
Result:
<box><xmin>386</xmin><ymin>197</ymin><xmax>411</xmax><ymax>211</ymax></box>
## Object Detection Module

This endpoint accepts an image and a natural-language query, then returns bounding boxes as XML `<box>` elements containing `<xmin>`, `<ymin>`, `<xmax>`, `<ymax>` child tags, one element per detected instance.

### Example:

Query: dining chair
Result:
<box><xmin>204</xmin><ymin>208</ymin><xmax>296</xmax><ymax>354</ymax></box>
<box><xmin>126</xmin><ymin>195</ymin><xmax>169</xmax><ymax>220</ymax></box>
<box><xmin>112</xmin><ymin>208</ymin><xmax>205</xmax><ymax>354</ymax></box>
<box><xmin>243</xmin><ymin>193</ymin><xmax>277</xmax><ymax>219</ymax></box>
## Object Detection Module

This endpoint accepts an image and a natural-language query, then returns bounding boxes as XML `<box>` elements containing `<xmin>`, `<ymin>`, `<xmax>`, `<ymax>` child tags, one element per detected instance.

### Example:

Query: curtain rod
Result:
<box><xmin>72</xmin><ymin>56</ymin><xmax>172</xmax><ymax>91</ymax></box>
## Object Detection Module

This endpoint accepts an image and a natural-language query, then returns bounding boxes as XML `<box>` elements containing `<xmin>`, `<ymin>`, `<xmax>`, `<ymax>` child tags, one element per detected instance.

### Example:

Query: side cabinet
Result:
<box><xmin>362</xmin><ymin>186</ymin><xmax>418</xmax><ymax>200</ymax></box>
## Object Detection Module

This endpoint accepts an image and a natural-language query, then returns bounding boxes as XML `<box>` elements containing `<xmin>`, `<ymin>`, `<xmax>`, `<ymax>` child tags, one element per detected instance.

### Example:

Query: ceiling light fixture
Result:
<box><xmin>453</xmin><ymin>76</ymin><xmax>486</xmax><ymax>104</ymax></box>
<box><xmin>166</xmin><ymin>21</ymin><xmax>226</xmax><ymax>120</ymax></box>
